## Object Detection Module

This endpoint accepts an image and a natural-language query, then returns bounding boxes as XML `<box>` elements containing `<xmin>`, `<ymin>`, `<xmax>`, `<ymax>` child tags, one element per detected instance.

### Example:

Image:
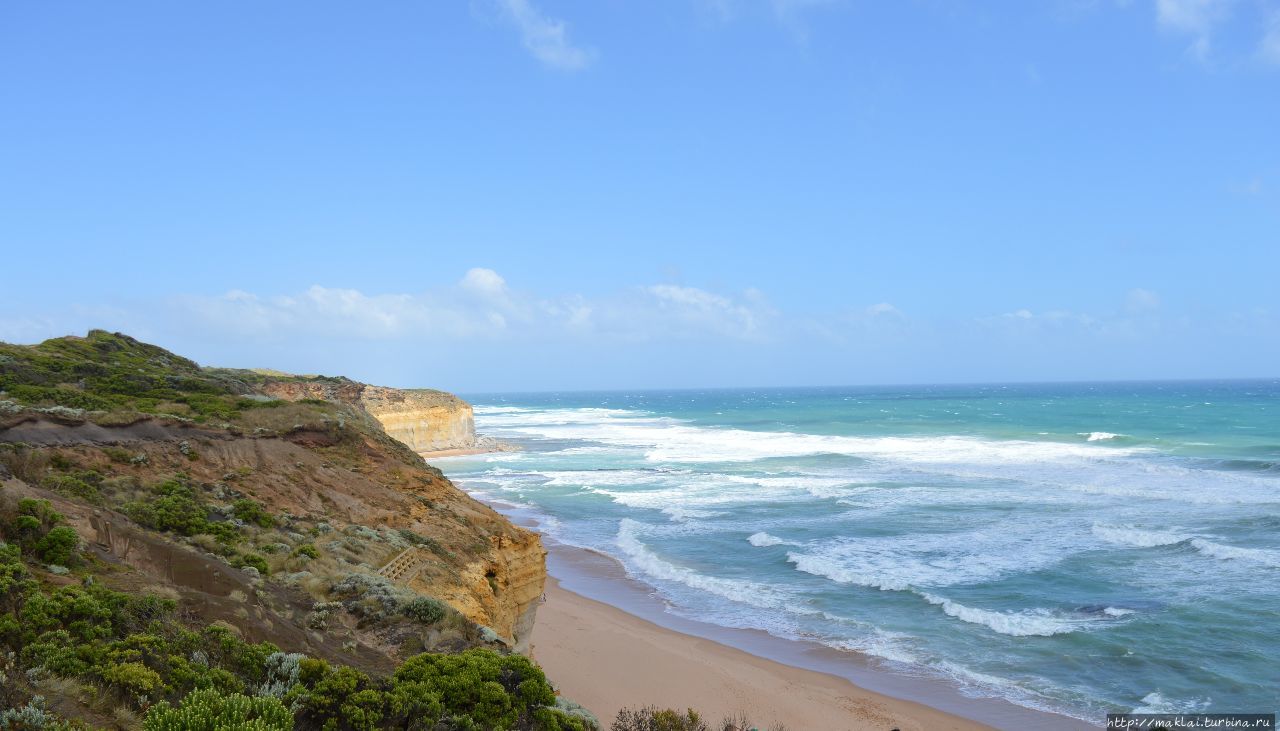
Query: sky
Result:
<box><xmin>1</xmin><ymin>0</ymin><xmax>1277</xmax><ymax>392</ymax></box>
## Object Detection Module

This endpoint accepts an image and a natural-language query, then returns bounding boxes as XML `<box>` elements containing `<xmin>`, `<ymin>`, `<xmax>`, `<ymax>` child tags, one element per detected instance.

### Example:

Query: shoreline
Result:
<box><xmin>418</xmin><ymin>446</ymin><xmax>500</xmax><ymax>459</ymax></box>
<box><xmin>534</xmin><ymin>575</ymin><xmax>991</xmax><ymax>731</ymax></box>
<box><xmin>459</xmin><ymin>487</ymin><xmax>1097</xmax><ymax>731</ymax></box>
<box><xmin>418</xmin><ymin>439</ymin><xmax>520</xmax><ymax>460</ymax></box>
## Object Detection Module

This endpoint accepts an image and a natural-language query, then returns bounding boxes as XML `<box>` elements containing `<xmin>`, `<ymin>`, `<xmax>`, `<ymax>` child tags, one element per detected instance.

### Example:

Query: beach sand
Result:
<box><xmin>419</xmin><ymin>447</ymin><xmax>500</xmax><ymax>459</ymax></box>
<box><xmin>531</xmin><ymin>577</ymin><xmax>994</xmax><ymax>731</ymax></box>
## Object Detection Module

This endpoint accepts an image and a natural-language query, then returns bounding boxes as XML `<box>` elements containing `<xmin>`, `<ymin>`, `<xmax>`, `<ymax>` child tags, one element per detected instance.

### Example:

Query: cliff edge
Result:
<box><xmin>0</xmin><ymin>331</ymin><xmax>544</xmax><ymax>652</ymax></box>
<box><xmin>256</xmin><ymin>378</ymin><xmax>477</xmax><ymax>455</ymax></box>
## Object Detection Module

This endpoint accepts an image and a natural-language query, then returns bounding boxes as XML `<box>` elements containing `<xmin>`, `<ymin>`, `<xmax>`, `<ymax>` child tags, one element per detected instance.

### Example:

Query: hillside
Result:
<box><xmin>0</xmin><ymin>331</ymin><xmax>589</xmax><ymax>730</ymax></box>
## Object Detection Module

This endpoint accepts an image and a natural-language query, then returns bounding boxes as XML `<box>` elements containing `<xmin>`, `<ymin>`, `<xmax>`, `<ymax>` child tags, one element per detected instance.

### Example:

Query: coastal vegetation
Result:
<box><xmin>0</xmin><ymin>450</ymin><xmax>594</xmax><ymax>730</ymax></box>
<box><xmin>0</xmin><ymin>331</ymin><xmax>794</xmax><ymax>730</ymax></box>
<box><xmin>0</xmin><ymin>528</ymin><xmax>591</xmax><ymax>729</ymax></box>
<box><xmin>0</xmin><ymin>332</ymin><xmax>597</xmax><ymax>728</ymax></box>
<box><xmin>609</xmin><ymin>708</ymin><xmax>788</xmax><ymax>731</ymax></box>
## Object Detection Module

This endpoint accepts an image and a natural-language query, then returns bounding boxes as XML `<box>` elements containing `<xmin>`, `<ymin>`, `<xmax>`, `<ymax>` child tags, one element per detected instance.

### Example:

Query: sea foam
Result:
<box><xmin>747</xmin><ymin>531</ymin><xmax>786</xmax><ymax>547</ymax></box>
<box><xmin>1190</xmin><ymin>538</ymin><xmax>1280</xmax><ymax>568</ymax></box>
<box><xmin>919</xmin><ymin>594</ymin><xmax>1091</xmax><ymax>637</ymax></box>
<box><xmin>615</xmin><ymin>519</ymin><xmax>791</xmax><ymax>610</ymax></box>
<box><xmin>1092</xmin><ymin>523</ymin><xmax>1191</xmax><ymax>548</ymax></box>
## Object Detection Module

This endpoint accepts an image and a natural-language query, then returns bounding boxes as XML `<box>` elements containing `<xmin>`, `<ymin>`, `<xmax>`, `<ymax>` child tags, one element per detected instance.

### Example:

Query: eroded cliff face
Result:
<box><xmin>0</xmin><ymin>414</ymin><xmax>546</xmax><ymax>649</ymax></box>
<box><xmin>248</xmin><ymin>376</ymin><xmax>539</xmax><ymax>647</ymax></box>
<box><xmin>360</xmin><ymin>387</ymin><xmax>475</xmax><ymax>454</ymax></box>
<box><xmin>412</xmin><ymin>528</ymin><xmax>546</xmax><ymax>654</ymax></box>
<box><xmin>0</xmin><ymin>333</ymin><xmax>545</xmax><ymax>657</ymax></box>
<box><xmin>259</xmin><ymin>379</ymin><xmax>476</xmax><ymax>454</ymax></box>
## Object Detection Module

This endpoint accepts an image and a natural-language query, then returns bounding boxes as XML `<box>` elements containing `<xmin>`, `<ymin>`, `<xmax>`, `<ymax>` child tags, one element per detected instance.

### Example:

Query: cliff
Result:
<box><xmin>360</xmin><ymin>387</ymin><xmax>475</xmax><ymax>454</ymax></box>
<box><xmin>0</xmin><ymin>331</ymin><xmax>544</xmax><ymax>650</ymax></box>
<box><xmin>257</xmin><ymin>378</ymin><xmax>477</xmax><ymax>454</ymax></box>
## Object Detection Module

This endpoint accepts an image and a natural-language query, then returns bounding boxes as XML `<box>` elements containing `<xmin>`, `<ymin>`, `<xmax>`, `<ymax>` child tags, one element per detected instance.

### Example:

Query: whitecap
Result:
<box><xmin>920</xmin><ymin>594</ymin><xmax>1089</xmax><ymax>637</ymax></box>
<box><xmin>1190</xmin><ymin>538</ymin><xmax>1280</xmax><ymax>568</ymax></box>
<box><xmin>827</xmin><ymin>630</ymin><xmax>921</xmax><ymax>665</ymax></box>
<box><xmin>1132</xmin><ymin>691</ymin><xmax>1210</xmax><ymax>714</ymax></box>
<box><xmin>1092</xmin><ymin>523</ymin><xmax>1192</xmax><ymax>548</ymax></box>
<box><xmin>615</xmin><ymin>519</ymin><xmax>791</xmax><ymax>609</ymax></box>
<box><xmin>748</xmin><ymin>532</ymin><xmax>787</xmax><ymax>547</ymax></box>
<box><xmin>476</xmin><ymin>405</ymin><xmax>1152</xmax><ymax>465</ymax></box>
<box><xmin>661</xmin><ymin>506</ymin><xmax>719</xmax><ymax>522</ymax></box>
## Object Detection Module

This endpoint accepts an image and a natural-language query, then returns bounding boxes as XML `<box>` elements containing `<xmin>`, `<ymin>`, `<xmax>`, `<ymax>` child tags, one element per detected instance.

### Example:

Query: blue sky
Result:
<box><xmin>1</xmin><ymin>0</ymin><xmax>1277</xmax><ymax>391</ymax></box>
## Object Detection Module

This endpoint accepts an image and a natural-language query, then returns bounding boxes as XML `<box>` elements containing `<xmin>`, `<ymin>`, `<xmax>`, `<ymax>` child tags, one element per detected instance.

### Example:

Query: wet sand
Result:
<box><xmin>533</xmin><ymin>577</ymin><xmax>995</xmax><ymax>731</ymax></box>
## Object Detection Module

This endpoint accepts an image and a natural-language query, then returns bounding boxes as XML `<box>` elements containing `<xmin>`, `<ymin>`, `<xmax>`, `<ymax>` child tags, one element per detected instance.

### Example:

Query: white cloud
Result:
<box><xmin>1260</xmin><ymin>7</ymin><xmax>1280</xmax><ymax>64</ymax></box>
<box><xmin>175</xmin><ymin>272</ymin><xmax>775</xmax><ymax>344</ymax></box>
<box><xmin>459</xmin><ymin>267</ymin><xmax>508</xmax><ymax>298</ymax></box>
<box><xmin>866</xmin><ymin>302</ymin><xmax>903</xmax><ymax>317</ymax></box>
<box><xmin>643</xmin><ymin>284</ymin><xmax>772</xmax><ymax>339</ymax></box>
<box><xmin>1155</xmin><ymin>0</ymin><xmax>1233</xmax><ymax>59</ymax></box>
<box><xmin>1156</xmin><ymin>0</ymin><xmax>1228</xmax><ymax>33</ymax></box>
<box><xmin>982</xmin><ymin>308</ymin><xmax>1099</xmax><ymax>329</ymax></box>
<box><xmin>496</xmin><ymin>0</ymin><xmax>594</xmax><ymax>71</ymax></box>
<box><xmin>1126</xmin><ymin>287</ymin><xmax>1162</xmax><ymax>312</ymax></box>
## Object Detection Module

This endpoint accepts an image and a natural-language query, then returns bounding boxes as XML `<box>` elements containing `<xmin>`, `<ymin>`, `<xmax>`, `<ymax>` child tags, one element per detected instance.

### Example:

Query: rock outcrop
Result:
<box><xmin>359</xmin><ymin>387</ymin><xmax>475</xmax><ymax>454</ymax></box>
<box><xmin>258</xmin><ymin>378</ymin><xmax>476</xmax><ymax>454</ymax></box>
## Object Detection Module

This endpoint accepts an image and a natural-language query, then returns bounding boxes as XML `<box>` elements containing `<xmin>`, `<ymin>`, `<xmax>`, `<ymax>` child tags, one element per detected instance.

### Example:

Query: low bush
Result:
<box><xmin>401</xmin><ymin>596</ymin><xmax>446</xmax><ymax>625</ymax></box>
<box><xmin>1</xmin><ymin>541</ymin><xmax>595</xmax><ymax>731</ymax></box>
<box><xmin>36</xmin><ymin>526</ymin><xmax>80</xmax><ymax>566</ymax></box>
<box><xmin>144</xmin><ymin>688</ymin><xmax>292</xmax><ymax>731</ymax></box>
<box><xmin>612</xmin><ymin>707</ymin><xmax>709</xmax><ymax>731</ymax></box>
<box><xmin>231</xmin><ymin>498</ymin><xmax>274</xmax><ymax>528</ymax></box>
<box><xmin>233</xmin><ymin>553</ymin><xmax>270</xmax><ymax>576</ymax></box>
<box><xmin>100</xmin><ymin>661</ymin><xmax>166</xmax><ymax>701</ymax></box>
<box><xmin>2</xmin><ymin>499</ymin><xmax>81</xmax><ymax>567</ymax></box>
<box><xmin>42</xmin><ymin>471</ymin><xmax>104</xmax><ymax>503</ymax></box>
<box><xmin>123</xmin><ymin>478</ymin><xmax>240</xmax><ymax>544</ymax></box>
<box><xmin>100</xmin><ymin>446</ymin><xmax>134</xmax><ymax>464</ymax></box>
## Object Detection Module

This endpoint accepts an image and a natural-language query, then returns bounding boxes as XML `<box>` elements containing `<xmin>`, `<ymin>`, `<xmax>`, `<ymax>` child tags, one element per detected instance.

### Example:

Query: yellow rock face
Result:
<box><xmin>361</xmin><ymin>388</ymin><xmax>475</xmax><ymax>453</ymax></box>
<box><xmin>412</xmin><ymin>529</ymin><xmax>547</xmax><ymax>652</ymax></box>
<box><xmin>258</xmin><ymin>379</ymin><xmax>478</xmax><ymax>453</ymax></box>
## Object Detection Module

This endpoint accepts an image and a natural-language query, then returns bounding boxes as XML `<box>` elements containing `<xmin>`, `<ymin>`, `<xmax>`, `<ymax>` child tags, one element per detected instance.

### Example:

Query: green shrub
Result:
<box><xmin>231</xmin><ymin>499</ymin><xmax>274</xmax><ymax>528</ymax></box>
<box><xmin>100</xmin><ymin>661</ymin><xmax>166</xmax><ymax>699</ymax></box>
<box><xmin>42</xmin><ymin>471</ymin><xmax>103</xmax><ymax>502</ymax></box>
<box><xmin>233</xmin><ymin>554</ymin><xmax>270</xmax><ymax>576</ymax></box>
<box><xmin>0</xmin><ymin>695</ymin><xmax>58</xmax><ymax>731</ymax></box>
<box><xmin>391</xmin><ymin>649</ymin><xmax>557</xmax><ymax>729</ymax></box>
<box><xmin>4</xmin><ymin>499</ymin><xmax>76</xmax><ymax>561</ymax></box>
<box><xmin>35</xmin><ymin>526</ymin><xmax>80</xmax><ymax>566</ymax></box>
<box><xmin>123</xmin><ymin>478</ymin><xmax>241</xmax><ymax>545</ymax></box>
<box><xmin>292</xmin><ymin>543</ymin><xmax>319</xmax><ymax>560</ymax></box>
<box><xmin>144</xmin><ymin>688</ymin><xmax>292</xmax><ymax>731</ymax></box>
<box><xmin>401</xmin><ymin>596</ymin><xmax>446</xmax><ymax>625</ymax></box>
<box><xmin>101</xmin><ymin>446</ymin><xmax>134</xmax><ymax>464</ymax></box>
<box><xmin>0</xmin><ymin>544</ymin><xmax>37</xmax><ymax>642</ymax></box>
<box><xmin>611</xmin><ymin>707</ymin><xmax>709</xmax><ymax>731</ymax></box>
<box><xmin>11</xmin><ymin>499</ymin><xmax>63</xmax><ymax>537</ymax></box>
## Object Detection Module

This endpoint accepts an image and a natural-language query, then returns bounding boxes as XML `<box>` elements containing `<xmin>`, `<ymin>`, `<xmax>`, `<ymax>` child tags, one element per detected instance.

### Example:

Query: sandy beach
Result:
<box><xmin>453</xmin><ymin>493</ymin><xmax>1096</xmax><ymax>731</ymax></box>
<box><xmin>532</xmin><ymin>577</ymin><xmax>994</xmax><ymax>731</ymax></box>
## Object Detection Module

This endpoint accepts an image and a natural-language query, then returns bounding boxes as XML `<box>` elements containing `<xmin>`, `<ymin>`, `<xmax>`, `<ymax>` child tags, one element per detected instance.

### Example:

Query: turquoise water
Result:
<box><xmin>435</xmin><ymin>381</ymin><xmax>1280</xmax><ymax>724</ymax></box>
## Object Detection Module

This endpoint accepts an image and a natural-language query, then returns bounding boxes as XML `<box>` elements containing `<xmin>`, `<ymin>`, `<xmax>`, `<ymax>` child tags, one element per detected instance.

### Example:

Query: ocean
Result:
<box><xmin>433</xmin><ymin>381</ymin><xmax>1280</xmax><ymax>724</ymax></box>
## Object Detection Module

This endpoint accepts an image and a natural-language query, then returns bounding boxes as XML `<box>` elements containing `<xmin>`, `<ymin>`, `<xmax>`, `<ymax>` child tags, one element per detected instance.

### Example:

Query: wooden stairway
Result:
<box><xmin>377</xmin><ymin>547</ymin><xmax>426</xmax><ymax>584</ymax></box>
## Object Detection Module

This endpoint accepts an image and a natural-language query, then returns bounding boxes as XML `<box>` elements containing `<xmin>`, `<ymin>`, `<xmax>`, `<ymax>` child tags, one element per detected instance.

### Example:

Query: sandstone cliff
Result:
<box><xmin>0</xmin><ymin>332</ymin><xmax>545</xmax><ymax>652</ymax></box>
<box><xmin>258</xmin><ymin>378</ymin><xmax>476</xmax><ymax>454</ymax></box>
<box><xmin>360</xmin><ymin>387</ymin><xmax>475</xmax><ymax>454</ymax></box>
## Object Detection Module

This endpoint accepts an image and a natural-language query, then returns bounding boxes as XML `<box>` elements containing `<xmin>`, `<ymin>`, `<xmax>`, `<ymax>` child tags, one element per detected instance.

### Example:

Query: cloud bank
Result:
<box><xmin>2</xmin><ymin>271</ymin><xmax>1273</xmax><ymax>389</ymax></box>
